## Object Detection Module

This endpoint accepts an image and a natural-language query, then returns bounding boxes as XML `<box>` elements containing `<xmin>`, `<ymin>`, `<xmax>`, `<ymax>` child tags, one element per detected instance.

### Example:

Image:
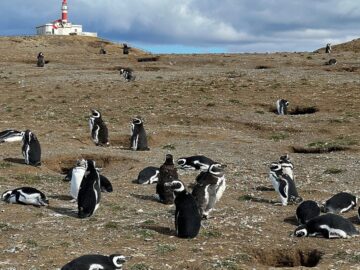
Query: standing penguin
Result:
<box><xmin>296</xmin><ymin>200</ymin><xmax>321</xmax><ymax>225</ymax></box>
<box><xmin>37</xmin><ymin>52</ymin><xmax>45</xmax><ymax>67</ymax></box>
<box><xmin>89</xmin><ymin>109</ymin><xmax>109</xmax><ymax>146</ymax></box>
<box><xmin>192</xmin><ymin>163</ymin><xmax>226</xmax><ymax>219</ymax></box>
<box><xmin>70</xmin><ymin>159</ymin><xmax>87</xmax><ymax>200</ymax></box>
<box><xmin>276</xmin><ymin>99</ymin><xmax>289</xmax><ymax>115</ymax></box>
<box><xmin>294</xmin><ymin>213</ymin><xmax>359</xmax><ymax>239</ymax></box>
<box><xmin>156</xmin><ymin>154</ymin><xmax>178</xmax><ymax>204</ymax></box>
<box><xmin>269</xmin><ymin>163</ymin><xmax>302</xmax><ymax>206</ymax></box>
<box><xmin>2</xmin><ymin>187</ymin><xmax>48</xmax><ymax>206</ymax></box>
<box><xmin>22</xmin><ymin>130</ymin><xmax>41</xmax><ymax>166</ymax></box>
<box><xmin>322</xmin><ymin>192</ymin><xmax>357</xmax><ymax>214</ymax></box>
<box><xmin>77</xmin><ymin>160</ymin><xmax>101</xmax><ymax>218</ymax></box>
<box><xmin>130</xmin><ymin>117</ymin><xmax>149</xmax><ymax>151</ymax></box>
<box><xmin>61</xmin><ymin>254</ymin><xmax>127</xmax><ymax>270</ymax></box>
<box><xmin>177</xmin><ymin>155</ymin><xmax>215</xmax><ymax>171</ymax></box>
<box><xmin>165</xmin><ymin>180</ymin><xmax>201</xmax><ymax>238</ymax></box>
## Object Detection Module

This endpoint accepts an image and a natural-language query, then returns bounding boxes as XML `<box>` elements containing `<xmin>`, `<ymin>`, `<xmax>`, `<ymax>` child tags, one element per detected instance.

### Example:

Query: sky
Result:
<box><xmin>1</xmin><ymin>0</ymin><xmax>359</xmax><ymax>54</ymax></box>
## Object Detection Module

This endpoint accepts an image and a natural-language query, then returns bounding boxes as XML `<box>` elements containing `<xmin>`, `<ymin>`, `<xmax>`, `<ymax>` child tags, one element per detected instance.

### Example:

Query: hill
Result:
<box><xmin>0</xmin><ymin>35</ymin><xmax>360</xmax><ymax>269</ymax></box>
<box><xmin>316</xmin><ymin>37</ymin><xmax>360</xmax><ymax>53</ymax></box>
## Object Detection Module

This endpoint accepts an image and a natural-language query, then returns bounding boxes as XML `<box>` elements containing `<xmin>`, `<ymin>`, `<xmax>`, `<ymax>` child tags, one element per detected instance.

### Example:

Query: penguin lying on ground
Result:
<box><xmin>165</xmin><ymin>180</ymin><xmax>201</xmax><ymax>238</ymax></box>
<box><xmin>296</xmin><ymin>200</ymin><xmax>321</xmax><ymax>225</ymax></box>
<box><xmin>2</xmin><ymin>187</ymin><xmax>48</xmax><ymax>206</ymax></box>
<box><xmin>137</xmin><ymin>166</ymin><xmax>159</xmax><ymax>184</ymax></box>
<box><xmin>177</xmin><ymin>155</ymin><xmax>214</xmax><ymax>171</ymax></box>
<box><xmin>322</xmin><ymin>192</ymin><xmax>357</xmax><ymax>214</ymax></box>
<box><xmin>294</xmin><ymin>213</ymin><xmax>359</xmax><ymax>239</ymax></box>
<box><xmin>61</xmin><ymin>254</ymin><xmax>127</xmax><ymax>270</ymax></box>
<box><xmin>0</xmin><ymin>129</ymin><xmax>23</xmax><ymax>143</ymax></box>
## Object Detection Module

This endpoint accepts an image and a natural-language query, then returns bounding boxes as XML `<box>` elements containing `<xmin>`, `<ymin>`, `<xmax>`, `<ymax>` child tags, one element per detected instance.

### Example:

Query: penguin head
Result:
<box><xmin>294</xmin><ymin>225</ymin><xmax>308</xmax><ymax>237</ymax></box>
<box><xmin>1</xmin><ymin>190</ymin><xmax>12</xmax><ymax>201</ymax></box>
<box><xmin>132</xmin><ymin>117</ymin><xmax>143</xmax><ymax>125</ymax></box>
<box><xmin>164</xmin><ymin>180</ymin><xmax>185</xmax><ymax>193</ymax></box>
<box><xmin>91</xmin><ymin>109</ymin><xmax>101</xmax><ymax>119</ymax></box>
<box><xmin>86</xmin><ymin>160</ymin><xmax>96</xmax><ymax>170</ymax></box>
<box><xmin>22</xmin><ymin>130</ymin><xmax>35</xmax><ymax>143</ymax></box>
<box><xmin>110</xmin><ymin>254</ymin><xmax>127</xmax><ymax>269</ymax></box>
<box><xmin>164</xmin><ymin>154</ymin><xmax>174</xmax><ymax>165</ymax></box>
<box><xmin>209</xmin><ymin>163</ymin><xmax>226</xmax><ymax>176</ymax></box>
<box><xmin>270</xmin><ymin>162</ymin><xmax>282</xmax><ymax>174</ymax></box>
<box><xmin>279</xmin><ymin>154</ymin><xmax>291</xmax><ymax>163</ymax></box>
<box><xmin>76</xmin><ymin>158</ymin><xmax>87</xmax><ymax>169</ymax></box>
<box><xmin>177</xmin><ymin>158</ymin><xmax>186</xmax><ymax>167</ymax></box>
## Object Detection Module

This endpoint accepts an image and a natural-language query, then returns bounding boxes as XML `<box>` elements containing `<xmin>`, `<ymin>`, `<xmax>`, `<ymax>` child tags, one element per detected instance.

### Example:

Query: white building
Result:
<box><xmin>36</xmin><ymin>0</ymin><xmax>97</xmax><ymax>37</ymax></box>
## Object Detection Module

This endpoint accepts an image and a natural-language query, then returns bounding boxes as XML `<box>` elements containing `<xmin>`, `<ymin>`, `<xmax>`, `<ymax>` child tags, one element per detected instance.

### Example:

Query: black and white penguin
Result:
<box><xmin>294</xmin><ymin>213</ymin><xmax>359</xmax><ymax>239</ymax></box>
<box><xmin>137</xmin><ymin>166</ymin><xmax>159</xmax><ymax>184</ymax></box>
<box><xmin>269</xmin><ymin>163</ymin><xmax>302</xmax><ymax>206</ymax></box>
<box><xmin>165</xmin><ymin>180</ymin><xmax>201</xmax><ymax>238</ymax></box>
<box><xmin>22</xmin><ymin>130</ymin><xmax>41</xmax><ymax>166</ymax></box>
<box><xmin>77</xmin><ymin>160</ymin><xmax>101</xmax><ymax>218</ymax></box>
<box><xmin>325</xmin><ymin>43</ymin><xmax>332</xmax><ymax>53</ymax></box>
<box><xmin>279</xmin><ymin>154</ymin><xmax>294</xmax><ymax>180</ymax></box>
<box><xmin>322</xmin><ymin>192</ymin><xmax>357</xmax><ymax>214</ymax></box>
<box><xmin>326</xmin><ymin>58</ymin><xmax>337</xmax><ymax>65</ymax></box>
<box><xmin>156</xmin><ymin>154</ymin><xmax>178</xmax><ymax>204</ymax></box>
<box><xmin>2</xmin><ymin>187</ymin><xmax>48</xmax><ymax>206</ymax></box>
<box><xmin>100</xmin><ymin>175</ymin><xmax>113</xmax><ymax>192</ymax></box>
<box><xmin>70</xmin><ymin>159</ymin><xmax>87</xmax><ymax>200</ymax></box>
<box><xmin>0</xmin><ymin>129</ymin><xmax>23</xmax><ymax>143</ymax></box>
<box><xmin>61</xmin><ymin>254</ymin><xmax>127</xmax><ymax>270</ymax></box>
<box><xmin>192</xmin><ymin>163</ymin><xmax>226</xmax><ymax>219</ymax></box>
<box><xmin>130</xmin><ymin>117</ymin><xmax>149</xmax><ymax>151</ymax></box>
<box><xmin>296</xmin><ymin>200</ymin><xmax>321</xmax><ymax>225</ymax></box>
<box><xmin>120</xmin><ymin>68</ymin><xmax>135</xmax><ymax>81</ymax></box>
<box><xmin>89</xmin><ymin>109</ymin><xmax>109</xmax><ymax>146</ymax></box>
<box><xmin>276</xmin><ymin>99</ymin><xmax>289</xmax><ymax>115</ymax></box>
<box><xmin>37</xmin><ymin>52</ymin><xmax>45</xmax><ymax>67</ymax></box>
<box><xmin>177</xmin><ymin>155</ymin><xmax>215</xmax><ymax>171</ymax></box>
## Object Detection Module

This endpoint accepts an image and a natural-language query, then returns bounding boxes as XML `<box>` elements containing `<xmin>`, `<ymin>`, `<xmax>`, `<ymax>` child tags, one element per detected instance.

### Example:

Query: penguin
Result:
<box><xmin>296</xmin><ymin>200</ymin><xmax>321</xmax><ymax>225</ymax></box>
<box><xmin>177</xmin><ymin>155</ymin><xmax>215</xmax><ymax>171</ymax></box>
<box><xmin>294</xmin><ymin>213</ymin><xmax>359</xmax><ymax>239</ymax></box>
<box><xmin>325</xmin><ymin>43</ymin><xmax>332</xmax><ymax>54</ymax></box>
<box><xmin>0</xmin><ymin>129</ymin><xmax>23</xmax><ymax>143</ymax></box>
<box><xmin>137</xmin><ymin>166</ymin><xmax>159</xmax><ymax>184</ymax></box>
<box><xmin>326</xmin><ymin>59</ymin><xmax>337</xmax><ymax>65</ymax></box>
<box><xmin>77</xmin><ymin>160</ymin><xmax>101</xmax><ymax>218</ymax></box>
<box><xmin>322</xmin><ymin>192</ymin><xmax>357</xmax><ymax>214</ymax></box>
<box><xmin>279</xmin><ymin>154</ymin><xmax>294</xmax><ymax>180</ymax></box>
<box><xmin>2</xmin><ymin>187</ymin><xmax>48</xmax><ymax>206</ymax></box>
<box><xmin>165</xmin><ymin>180</ymin><xmax>201</xmax><ymax>238</ymax></box>
<box><xmin>89</xmin><ymin>109</ymin><xmax>109</xmax><ymax>146</ymax></box>
<box><xmin>37</xmin><ymin>52</ymin><xmax>45</xmax><ymax>67</ymax></box>
<box><xmin>156</xmin><ymin>154</ymin><xmax>178</xmax><ymax>204</ymax></box>
<box><xmin>276</xmin><ymin>99</ymin><xmax>289</xmax><ymax>115</ymax></box>
<box><xmin>130</xmin><ymin>117</ymin><xmax>149</xmax><ymax>151</ymax></box>
<box><xmin>120</xmin><ymin>68</ymin><xmax>135</xmax><ymax>81</ymax></box>
<box><xmin>269</xmin><ymin>163</ymin><xmax>302</xmax><ymax>206</ymax></box>
<box><xmin>192</xmin><ymin>163</ymin><xmax>226</xmax><ymax>219</ymax></box>
<box><xmin>99</xmin><ymin>175</ymin><xmax>113</xmax><ymax>192</ymax></box>
<box><xmin>61</xmin><ymin>254</ymin><xmax>127</xmax><ymax>270</ymax></box>
<box><xmin>22</xmin><ymin>130</ymin><xmax>41</xmax><ymax>166</ymax></box>
<box><xmin>70</xmin><ymin>159</ymin><xmax>87</xmax><ymax>200</ymax></box>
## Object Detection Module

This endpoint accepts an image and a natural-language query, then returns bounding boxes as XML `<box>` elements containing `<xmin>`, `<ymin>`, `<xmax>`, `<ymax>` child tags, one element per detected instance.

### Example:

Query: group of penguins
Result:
<box><xmin>0</xmin><ymin>109</ymin><xmax>227</xmax><ymax>269</ymax></box>
<box><xmin>269</xmin><ymin>154</ymin><xmax>359</xmax><ymax>239</ymax></box>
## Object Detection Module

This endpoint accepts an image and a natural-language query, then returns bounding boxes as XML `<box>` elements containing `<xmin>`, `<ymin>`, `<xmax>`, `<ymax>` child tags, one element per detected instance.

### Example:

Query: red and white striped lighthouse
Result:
<box><xmin>61</xmin><ymin>0</ymin><xmax>68</xmax><ymax>23</ymax></box>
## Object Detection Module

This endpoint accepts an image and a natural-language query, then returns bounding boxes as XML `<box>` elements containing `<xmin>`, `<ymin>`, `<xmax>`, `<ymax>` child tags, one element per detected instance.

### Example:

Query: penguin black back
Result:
<box><xmin>61</xmin><ymin>254</ymin><xmax>126</xmax><ymax>270</ymax></box>
<box><xmin>177</xmin><ymin>155</ymin><xmax>215</xmax><ymax>171</ymax></box>
<box><xmin>130</xmin><ymin>117</ymin><xmax>149</xmax><ymax>151</ymax></box>
<box><xmin>323</xmin><ymin>192</ymin><xmax>357</xmax><ymax>214</ymax></box>
<box><xmin>296</xmin><ymin>200</ymin><xmax>321</xmax><ymax>225</ymax></box>
<box><xmin>156</xmin><ymin>154</ymin><xmax>178</xmax><ymax>204</ymax></box>
<box><xmin>166</xmin><ymin>180</ymin><xmax>201</xmax><ymax>238</ymax></box>
<box><xmin>89</xmin><ymin>109</ymin><xmax>109</xmax><ymax>146</ymax></box>
<box><xmin>22</xmin><ymin>130</ymin><xmax>41</xmax><ymax>166</ymax></box>
<box><xmin>77</xmin><ymin>160</ymin><xmax>101</xmax><ymax>218</ymax></box>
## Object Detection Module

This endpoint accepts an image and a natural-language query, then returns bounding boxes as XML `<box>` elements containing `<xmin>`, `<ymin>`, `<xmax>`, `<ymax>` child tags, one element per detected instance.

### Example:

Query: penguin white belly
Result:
<box><xmin>269</xmin><ymin>174</ymin><xmax>280</xmax><ymax>192</ymax></box>
<box><xmin>319</xmin><ymin>224</ymin><xmax>348</xmax><ymax>239</ymax></box>
<box><xmin>279</xmin><ymin>184</ymin><xmax>289</xmax><ymax>206</ymax></box>
<box><xmin>89</xmin><ymin>264</ymin><xmax>104</xmax><ymax>270</ymax></box>
<box><xmin>202</xmin><ymin>185</ymin><xmax>211</xmax><ymax>216</ymax></box>
<box><xmin>282</xmin><ymin>168</ymin><xmax>293</xmax><ymax>180</ymax></box>
<box><xmin>215</xmin><ymin>176</ymin><xmax>226</xmax><ymax>203</ymax></box>
<box><xmin>23</xmin><ymin>145</ymin><xmax>30</xmax><ymax>164</ymax></box>
<box><xmin>7</xmin><ymin>194</ymin><xmax>17</xmax><ymax>204</ymax></box>
<box><xmin>18</xmin><ymin>191</ymin><xmax>42</xmax><ymax>205</ymax></box>
<box><xmin>339</xmin><ymin>201</ymin><xmax>356</xmax><ymax>213</ymax></box>
<box><xmin>70</xmin><ymin>167</ymin><xmax>86</xmax><ymax>199</ymax></box>
<box><xmin>149</xmin><ymin>171</ymin><xmax>159</xmax><ymax>184</ymax></box>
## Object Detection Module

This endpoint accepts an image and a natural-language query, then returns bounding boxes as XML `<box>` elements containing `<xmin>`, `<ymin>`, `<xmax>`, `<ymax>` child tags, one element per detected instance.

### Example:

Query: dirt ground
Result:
<box><xmin>1</xmin><ymin>35</ymin><xmax>360</xmax><ymax>269</ymax></box>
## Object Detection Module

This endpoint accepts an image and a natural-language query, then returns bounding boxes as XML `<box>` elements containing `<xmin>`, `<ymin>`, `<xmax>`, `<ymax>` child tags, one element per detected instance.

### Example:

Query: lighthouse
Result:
<box><xmin>36</xmin><ymin>0</ymin><xmax>97</xmax><ymax>37</ymax></box>
<box><xmin>61</xmin><ymin>0</ymin><xmax>68</xmax><ymax>23</ymax></box>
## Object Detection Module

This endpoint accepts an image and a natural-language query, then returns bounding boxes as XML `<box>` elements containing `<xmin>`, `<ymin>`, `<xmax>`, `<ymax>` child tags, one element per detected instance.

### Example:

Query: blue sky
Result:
<box><xmin>1</xmin><ymin>0</ymin><xmax>360</xmax><ymax>54</ymax></box>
